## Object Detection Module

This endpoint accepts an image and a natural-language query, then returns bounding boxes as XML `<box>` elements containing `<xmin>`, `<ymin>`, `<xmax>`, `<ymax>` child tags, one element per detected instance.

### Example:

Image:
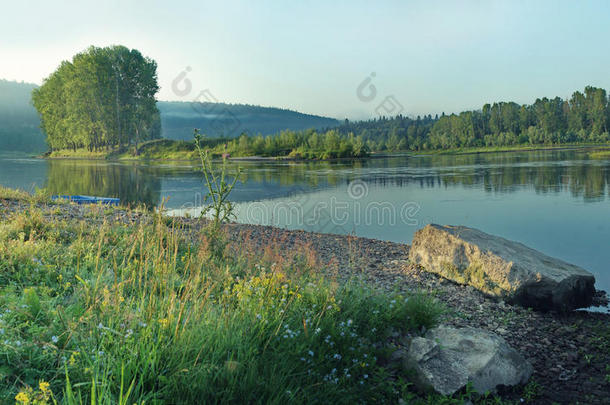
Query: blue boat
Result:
<box><xmin>51</xmin><ymin>195</ymin><xmax>120</xmax><ymax>206</ymax></box>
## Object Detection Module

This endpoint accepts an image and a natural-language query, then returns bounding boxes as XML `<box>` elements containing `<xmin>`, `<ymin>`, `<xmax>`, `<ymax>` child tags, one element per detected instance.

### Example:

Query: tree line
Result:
<box><xmin>212</xmin><ymin>129</ymin><xmax>368</xmax><ymax>159</ymax></box>
<box><xmin>334</xmin><ymin>86</ymin><xmax>610</xmax><ymax>151</ymax></box>
<box><xmin>32</xmin><ymin>46</ymin><xmax>161</xmax><ymax>152</ymax></box>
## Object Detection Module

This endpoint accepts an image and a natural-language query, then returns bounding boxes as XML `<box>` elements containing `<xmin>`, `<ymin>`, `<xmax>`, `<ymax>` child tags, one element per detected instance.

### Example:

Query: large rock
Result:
<box><xmin>405</xmin><ymin>326</ymin><xmax>533</xmax><ymax>395</ymax></box>
<box><xmin>409</xmin><ymin>224</ymin><xmax>596</xmax><ymax>311</ymax></box>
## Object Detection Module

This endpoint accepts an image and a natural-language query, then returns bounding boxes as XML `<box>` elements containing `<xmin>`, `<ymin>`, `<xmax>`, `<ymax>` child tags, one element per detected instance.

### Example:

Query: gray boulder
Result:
<box><xmin>405</xmin><ymin>326</ymin><xmax>533</xmax><ymax>395</ymax></box>
<box><xmin>409</xmin><ymin>224</ymin><xmax>596</xmax><ymax>311</ymax></box>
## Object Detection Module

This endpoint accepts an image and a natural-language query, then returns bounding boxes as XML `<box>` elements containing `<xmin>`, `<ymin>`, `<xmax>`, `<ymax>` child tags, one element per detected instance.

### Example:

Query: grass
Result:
<box><xmin>47</xmin><ymin>149</ymin><xmax>109</xmax><ymax>159</ymax></box>
<box><xmin>589</xmin><ymin>150</ymin><xmax>610</xmax><ymax>159</ymax></box>
<box><xmin>0</xmin><ymin>193</ymin><xmax>454</xmax><ymax>404</ymax></box>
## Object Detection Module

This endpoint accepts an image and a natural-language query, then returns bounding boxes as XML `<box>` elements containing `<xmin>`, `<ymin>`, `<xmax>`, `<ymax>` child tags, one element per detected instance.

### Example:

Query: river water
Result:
<box><xmin>1</xmin><ymin>149</ymin><xmax>609</xmax><ymax>296</ymax></box>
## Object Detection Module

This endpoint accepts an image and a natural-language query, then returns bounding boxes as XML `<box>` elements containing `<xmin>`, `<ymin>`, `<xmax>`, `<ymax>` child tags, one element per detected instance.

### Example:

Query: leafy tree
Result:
<box><xmin>32</xmin><ymin>46</ymin><xmax>160</xmax><ymax>152</ymax></box>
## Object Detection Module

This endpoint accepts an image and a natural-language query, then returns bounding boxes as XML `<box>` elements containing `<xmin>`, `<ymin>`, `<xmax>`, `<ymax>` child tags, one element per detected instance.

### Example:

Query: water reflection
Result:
<box><xmin>0</xmin><ymin>149</ymin><xmax>608</xmax><ymax>207</ymax></box>
<box><xmin>46</xmin><ymin>161</ymin><xmax>163</xmax><ymax>207</ymax></box>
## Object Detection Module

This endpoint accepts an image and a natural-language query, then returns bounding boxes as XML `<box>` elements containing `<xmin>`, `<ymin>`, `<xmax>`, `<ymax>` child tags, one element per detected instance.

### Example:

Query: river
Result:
<box><xmin>1</xmin><ymin>149</ymin><xmax>609</xmax><ymax>296</ymax></box>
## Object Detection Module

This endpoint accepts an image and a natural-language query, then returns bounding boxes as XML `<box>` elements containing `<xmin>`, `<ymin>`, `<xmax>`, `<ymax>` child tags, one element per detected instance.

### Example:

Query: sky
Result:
<box><xmin>2</xmin><ymin>0</ymin><xmax>610</xmax><ymax>120</ymax></box>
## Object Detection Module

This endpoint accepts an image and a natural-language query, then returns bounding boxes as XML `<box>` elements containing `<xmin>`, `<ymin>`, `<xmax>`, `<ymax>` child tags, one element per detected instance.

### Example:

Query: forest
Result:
<box><xmin>334</xmin><ymin>86</ymin><xmax>610</xmax><ymax>151</ymax></box>
<box><xmin>32</xmin><ymin>46</ymin><xmax>161</xmax><ymax>151</ymax></box>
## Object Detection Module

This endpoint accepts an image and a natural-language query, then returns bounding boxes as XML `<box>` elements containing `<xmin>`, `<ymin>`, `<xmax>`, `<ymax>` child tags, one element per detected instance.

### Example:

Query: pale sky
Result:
<box><xmin>2</xmin><ymin>0</ymin><xmax>610</xmax><ymax>120</ymax></box>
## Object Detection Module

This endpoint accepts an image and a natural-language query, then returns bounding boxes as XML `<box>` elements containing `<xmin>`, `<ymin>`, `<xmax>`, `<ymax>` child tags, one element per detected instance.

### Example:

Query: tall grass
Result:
<box><xmin>0</xmin><ymin>205</ymin><xmax>444</xmax><ymax>404</ymax></box>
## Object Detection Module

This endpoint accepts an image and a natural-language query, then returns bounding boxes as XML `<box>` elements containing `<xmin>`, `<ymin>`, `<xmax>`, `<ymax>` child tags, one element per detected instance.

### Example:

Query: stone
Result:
<box><xmin>405</xmin><ymin>326</ymin><xmax>533</xmax><ymax>395</ymax></box>
<box><xmin>409</xmin><ymin>224</ymin><xmax>596</xmax><ymax>311</ymax></box>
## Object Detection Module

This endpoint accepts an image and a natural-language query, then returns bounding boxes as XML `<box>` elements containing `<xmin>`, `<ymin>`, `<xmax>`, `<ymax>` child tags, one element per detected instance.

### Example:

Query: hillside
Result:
<box><xmin>158</xmin><ymin>101</ymin><xmax>339</xmax><ymax>140</ymax></box>
<box><xmin>0</xmin><ymin>80</ymin><xmax>340</xmax><ymax>152</ymax></box>
<box><xmin>0</xmin><ymin>80</ymin><xmax>46</xmax><ymax>152</ymax></box>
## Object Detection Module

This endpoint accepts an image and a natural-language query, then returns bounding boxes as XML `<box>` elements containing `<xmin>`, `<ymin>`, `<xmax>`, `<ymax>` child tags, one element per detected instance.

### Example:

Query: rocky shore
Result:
<box><xmin>1</xmin><ymin>199</ymin><xmax>609</xmax><ymax>404</ymax></box>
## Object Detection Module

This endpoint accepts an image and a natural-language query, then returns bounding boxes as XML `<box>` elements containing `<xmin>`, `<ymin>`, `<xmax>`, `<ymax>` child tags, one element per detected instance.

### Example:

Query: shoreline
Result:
<box><xmin>1</xmin><ymin>197</ymin><xmax>609</xmax><ymax>404</ymax></box>
<box><xmin>37</xmin><ymin>143</ymin><xmax>610</xmax><ymax>163</ymax></box>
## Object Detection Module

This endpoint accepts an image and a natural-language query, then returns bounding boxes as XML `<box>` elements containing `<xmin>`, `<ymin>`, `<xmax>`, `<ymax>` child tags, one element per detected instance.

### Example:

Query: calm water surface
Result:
<box><xmin>1</xmin><ymin>150</ymin><xmax>609</xmax><ymax>298</ymax></box>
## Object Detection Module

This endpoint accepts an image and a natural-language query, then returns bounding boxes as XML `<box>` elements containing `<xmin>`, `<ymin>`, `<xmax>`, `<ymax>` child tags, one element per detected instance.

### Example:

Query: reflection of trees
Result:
<box><xmin>42</xmin><ymin>150</ymin><xmax>610</xmax><ymax>207</ymax></box>
<box><xmin>47</xmin><ymin>161</ymin><xmax>162</xmax><ymax>207</ymax></box>
<box><xmin>354</xmin><ymin>151</ymin><xmax>610</xmax><ymax>202</ymax></box>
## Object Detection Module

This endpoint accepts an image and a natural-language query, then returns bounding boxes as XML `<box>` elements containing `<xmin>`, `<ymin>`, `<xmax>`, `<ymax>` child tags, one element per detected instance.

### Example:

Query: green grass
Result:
<box><xmin>589</xmin><ymin>150</ymin><xmax>610</xmax><ymax>159</ymax></box>
<box><xmin>0</xmin><ymin>185</ymin><xmax>55</xmax><ymax>204</ymax></box>
<box><xmin>48</xmin><ymin>149</ymin><xmax>109</xmax><ymax>159</ymax></box>
<box><xmin>0</xmin><ymin>199</ymin><xmax>451</xmax><ymax>404</ymax></box>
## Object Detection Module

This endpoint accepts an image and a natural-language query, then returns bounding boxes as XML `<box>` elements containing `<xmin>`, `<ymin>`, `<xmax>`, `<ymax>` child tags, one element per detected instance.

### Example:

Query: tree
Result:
<box><xmin>32</xmin><ymin>45</ymin><xmax>160</xmax><ymax>152</ymax></box>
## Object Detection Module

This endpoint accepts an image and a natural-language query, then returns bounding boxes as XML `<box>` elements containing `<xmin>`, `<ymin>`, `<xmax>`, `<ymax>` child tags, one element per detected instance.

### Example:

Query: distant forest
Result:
<box><xmin>0</xmin><ymin>79</ymin><xmax>46</xmax><ymax>152</ymax></box>
<box><xmin>159</xmin><ymin>101</ymin><xmax>339</xmax><ymax>140</ymax></box>
<box><xmin>335</xmin><ymin>86</ymin><xmax>610</xmax><ymax>151</ymax></box>
<box><xmin>2</xmin><ymin>76</ymin><xmax>610</xmax><ymax>153</ymax></box>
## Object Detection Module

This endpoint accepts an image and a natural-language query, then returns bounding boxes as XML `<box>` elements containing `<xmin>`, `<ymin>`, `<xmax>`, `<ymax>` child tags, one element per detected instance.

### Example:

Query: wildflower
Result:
<box><xmin>256</xmin><ymin>314</ymin><xmax>262</xmax><ymax>320</ymax></box>
<box><xmin>308</xmin><ymin>350</ymin><xmax>314</xmax><ymax>356</ymax></box>
<box><xmin>97</xmin><ymin>322</ymin><xmax>104</xmax><ymax>329</ymax></box>
<box><xmin>333</xmin><ymin>354</ymin><xmax>342</xmax><ymax>360</ymax></box>
<box><xmin>15</xmin><ymin>340</ymin><xmax>21</xmax><ymax>347</ymax></box>
<box><xmin>347</xmin><ymin>319</ymin><xmax>353</xmax><ymax>326</ymax></box>
<box><xmin>39</xmin><ymin>380</ymin><xmax>50</xmax><ymax>393</ymax></box>
<box><xmin>315</xmin><ymin>327</ymin><xmax>321</xmax><ymax>334</ymax></box>
<box><xmin>15</xmin><ymin>391</ymin><xmax>29</xmax><ymax>403</ymax></box>
<box><xmin>363</xmin><ymin>374</ymin><xmax>368</xmax><ymax>379</ymax></box>
<box><xmin>51</xmin><ymin>335</ymin><xmax>59</xmax><ymax>343</ymax></box>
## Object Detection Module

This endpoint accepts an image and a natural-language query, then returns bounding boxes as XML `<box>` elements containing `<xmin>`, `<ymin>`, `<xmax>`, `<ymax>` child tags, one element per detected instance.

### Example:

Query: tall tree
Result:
<box><xmin>32</xmin><ymin>45</ymin><xmax>160</xmax><ymax>151</ymax></box>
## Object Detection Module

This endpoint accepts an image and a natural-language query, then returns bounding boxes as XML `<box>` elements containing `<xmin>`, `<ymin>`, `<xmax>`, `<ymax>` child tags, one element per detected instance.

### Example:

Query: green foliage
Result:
<box><xmin>336</xmin><ymin>86</ymin><xmax>610</xmax><ymax>151</ymax></box>
<box><xmin>204</xmin><ymin>128</ymin><xmax>370</xmax><ymax>159</ymax></box>
<box><xmin>0</xmin><ymin>206</ymin><xmax>445</xmax><ymax>403</ymax></box>
<box><xmin>194</xmin><ymin>128</ymin><xmax>241</xmax><ymax>228</ymax></box>
<box><xmin>31</xmin><ymin>45</ymin><xmax>160</xmax><ymax>152</ymax></box>
<box><xmin>522</xmin><ymin>378</ymin><xmax>543</xmax><ymax>403</ymax></box>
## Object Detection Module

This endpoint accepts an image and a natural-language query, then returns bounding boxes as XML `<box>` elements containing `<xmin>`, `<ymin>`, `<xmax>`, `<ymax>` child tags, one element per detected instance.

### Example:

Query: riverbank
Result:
<box><xmin>1</xmin><ymin>190</ymin><xmax>609</xmax><ymax>404</ymax></box>
<box><xmin>43</xmin><ymin>140</ymin><xmax>610</xmax><ymax>162</ymax></box>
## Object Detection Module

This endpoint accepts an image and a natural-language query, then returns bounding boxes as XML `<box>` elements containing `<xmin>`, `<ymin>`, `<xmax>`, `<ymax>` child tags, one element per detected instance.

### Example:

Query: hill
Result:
<box><xmin>0</xmin><ymin>80</ymin><xmax>46</xmax><ymax>152</ymax></box>
<box><xmin>0</xmin><ymin>80</ymin><xmax>340</xmax><ymax>152</ymax></box>
<box><xmin>158</xmin><ymin>101</ymin><xmax>339</xmax><ymax>140</ymax></box>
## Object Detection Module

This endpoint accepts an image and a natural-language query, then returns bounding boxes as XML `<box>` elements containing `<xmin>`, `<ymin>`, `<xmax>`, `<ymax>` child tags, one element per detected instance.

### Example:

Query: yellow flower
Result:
<box><xmin>15</xmin><ymin>391</ymin><xmax>29</xmax><ymax>404</ymax></box>
<box><xmin>158</xmin><ymin>318</ymin><xmax>169</xmax><ymax>327</ymax></box>
<box><xmin>38</xmin><ymin>381</ymin><xmax>50</xmax><ymax>393</ymax></box>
